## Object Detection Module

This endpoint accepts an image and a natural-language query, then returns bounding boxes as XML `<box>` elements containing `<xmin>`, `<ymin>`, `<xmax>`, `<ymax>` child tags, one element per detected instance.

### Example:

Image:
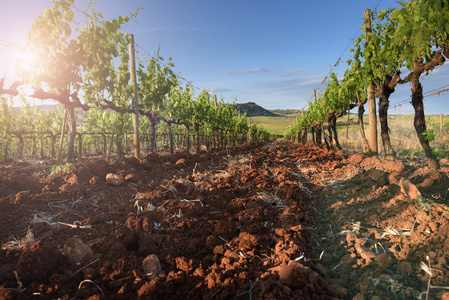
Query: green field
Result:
<box><xmin>249</xmin><ymin>116</ymin><xmax>296</xmax><ymax>135</ymax></box>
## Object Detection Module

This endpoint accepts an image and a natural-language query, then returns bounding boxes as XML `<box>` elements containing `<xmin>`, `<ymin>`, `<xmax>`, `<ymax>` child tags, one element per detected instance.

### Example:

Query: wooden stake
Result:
<box><xmin>347</xmin><ymin>105</ymin><xmax>350</xmax><ymax>139</ymax></box>
<box><xmin>129</xmin><ymin>33</ymin><xmax>140</xmax><ymax>158</ymax></box>
<box><xmin>365</xmin><ymin>9</ymin><xmax>378</xmax><ymax>155</ymax></box>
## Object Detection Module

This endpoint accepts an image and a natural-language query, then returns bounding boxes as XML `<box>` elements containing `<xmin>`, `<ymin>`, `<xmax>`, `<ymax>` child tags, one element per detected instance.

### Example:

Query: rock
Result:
<box><xmin>89</xmin><ymin>176</ymin><xmax>101</xmax><ymax>185</ymax></box>
<box><xmin>381</xmin><ymin>160</ymin><xmax>405</xmax><ymax>173</ymax></box>
<box><xmin>246</xmin><ymin>201</ymin><xmax>262</xmax><ymax>209</ymax></box>
<box><xmin>360</xmin><ymin>277</ymin><xmax>375</xmax><ymax>294</ymax></box>
<box><xmin>375</xmin><ymin>253</ymin><xmax>394</xmax><ymax>268</ymax></box>
<box><xmin>416</xmin><ymin>210</ymin><xmax>430</xmax><ymax>224</ymax></box>
<box><xmin>175</xmin><ymin>158</ymin><xmax>185</xmax><ymax>165</ymax></box>
<box><xmin>62</xmin><ymin>237</ymin><xmax>94</xmax><ymax>265</ymax></box>
<box><xmin>308</xmin><ymin>270</ymin><xmax>320</xmax><ymax>284</ymax></box>
<box><xmin>59</xmin><ymin>182</ymin><xmax>81</xmax><ymax>193</ymax></box>
<box><xmin>17</xmin><ymin>241</ymin><xmax>68</xmax><ymax>285</ymax></box>
<box><xmin>438</xmin><ymin>256</ymin><xmax>447</xmax><ymax>265</ymax></box>
<box><xmin>135</xmin><ymin>192</ymin><xmax>148</xmax><ymax>200</ymax></box>
<box><xmin>353</xmin><ymin>293</ymin><xmax>365</xmax><ymax>300</ymax></box>
<box><xmin>106</xmin><ymin>173</ymin><xmax>125</xmax><ymax>186</ymax></box>
<box><xmin>348</xmin><ymin>154</ymin><xmax>364</xmax><ymax>165</ymax></box>
<box><xmin>388</xmin><ymin>173</ymin><xmax>401</xmax><ymax>185</ymax></box>
<box><xmin>397</xmin><ymin>261</ymin><xmax>413</xmax><ymax>274</ymax></box>
<box><xmin>379</xmin><ymin>274</ymin><xmax>391</xmax><ymax>282</ymax></box>
<box><xmin>278</xmin><ymin>261</ymin><xmax>307</xmax><ymax>289</ymax></box>
<box><xmin>399</xmin><ymin>177</ymin><xmax>422</xmax><ymax>201</ymax></box>
<box><xmin>340</xmin><ymin>254</ymin><xmax>355</xmax><ymax>265</ymax></box>
<box><xmin>65</xmin><ymin>174</ymin><xmax>79</xmax><ymax>184</ymax></box>
<box><xmin>440</xmin><ymin>291</ymin><xmax>449</xmax><ymax>300</ymax></box>
<box><xmin>142</xmin><ymin>254</ymin><xmax>162</xmax><ymax>279</ymax></box>
<box><xmin>326</xmin><ymin>284</ymin><xmax>348</xmax><ymax>298</ymax></box>
<box><xmin>355</xmin><ymin>245</ymin><xmax>376</xmax><ymax>263</ymax></box>
<box><xmin>314</xmin><ymin>263</ymin><xmax>328</xmax><ymax>276</ymax></box>
<box><xmin>429</xmin><ymin>222</ymin><xmax>438</xmax><ymax>232</ymax></box>
<box><xmin>125</xmin><ymin>173</ymin><xmax>138</xmax><ymax>183</ymax></box>
<box><xmin>428</xmin><ymin>251</ymin><xmax>437</xmax><ymax>260</ymax></box>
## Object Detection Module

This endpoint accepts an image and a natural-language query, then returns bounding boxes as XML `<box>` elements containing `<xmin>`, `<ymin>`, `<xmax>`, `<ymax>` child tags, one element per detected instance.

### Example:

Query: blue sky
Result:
<box><xmin>1</xmin><ymin>0</ymin><xmax>448</xmax><ymax>113</ymax></box>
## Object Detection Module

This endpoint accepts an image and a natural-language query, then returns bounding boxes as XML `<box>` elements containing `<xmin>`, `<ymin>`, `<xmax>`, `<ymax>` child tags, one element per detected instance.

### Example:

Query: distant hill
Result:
<box><xmin>270</xmin><ymin>109</ymin><xmax>302</xmax><ymax>118</ymax></box>
<box><xmin>233</xmin><ymin>102</ymin><xmax>278</xmax><ymax>117</ymax></box>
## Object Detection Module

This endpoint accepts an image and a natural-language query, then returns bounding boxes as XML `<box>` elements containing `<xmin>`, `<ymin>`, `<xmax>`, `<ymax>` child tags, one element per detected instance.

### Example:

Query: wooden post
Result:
<box><xmin>108</xmin><ymin>132</ymin><xmax>114</xmax><ymax>162</ymax></box>
<box><xmin>129</xmin><ymin>33</ymin><xmax>140</xmax><ymax>158</ymax></box>
<box><xmin>78</xmin><ymin>125</ymin><xmax>83</xmax><ymax>157</ymax></box>
<box><xmin>214</xmin><ymin>95</ymin><xmax>218</xmax><ymax>109</ymax></box>
<box><xmin>365</xmin><ymin>9</ymin><xmax>378</xmax><ymax>156</ymax></box>
<box><xmin>347</xmin><ymin>105</ymin><xmax>350</xmax><ymax>139</ymax></box>
<box><xmin>313</xmin><ymin>89</ymin><xmax>321</xmax><ymax>146</ymax></box>
<box><xmin>440</xmin><ymin>113</ymin><xmax>443</xmax><ymax>131</ymax></box>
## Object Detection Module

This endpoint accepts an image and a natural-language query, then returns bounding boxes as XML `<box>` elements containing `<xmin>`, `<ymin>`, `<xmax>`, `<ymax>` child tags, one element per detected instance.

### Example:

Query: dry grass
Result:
<box><xmin>335</xmin><ymin>114</ymin><xmax>449</xmax><ymax>158</ymax></box>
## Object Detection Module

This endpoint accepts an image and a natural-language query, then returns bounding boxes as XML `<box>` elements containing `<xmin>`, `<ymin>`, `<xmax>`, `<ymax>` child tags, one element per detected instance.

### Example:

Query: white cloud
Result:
<box><xmin>219</xmin><ymin>67</ymin><xmax>273</xmax><ymax>76</ymax></box>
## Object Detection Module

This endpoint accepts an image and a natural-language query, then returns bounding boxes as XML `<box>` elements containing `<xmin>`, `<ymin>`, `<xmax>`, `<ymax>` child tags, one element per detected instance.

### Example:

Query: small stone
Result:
<box><xmin>314</xmin><ymin>263</ymin><xmax>328</xmax><ymax>276</ymax></box>
<box><xmin>106</xmin><ymin>173</ymin><xmax>125</xmax><ymax>186</ymax></box>
<box><xmin>308</xmin><ymin>271</ymin><xmax>320</xmax><ymax>284</ymax></box>
<box><xmin>142</xmin><ymin>254</ymin><xmax>162</xmax><ymax>279</ymax></box>
<box><xmin>278</xmin><ymin>262</ymin><xmax>306</xmax><ymax>289</ymax></box>
<box><xmin>360</xmin><ymin>277</ymin><xmax>375</xmax><ymax>294</ymax></box>
<box><xmin>428</xmin><ymin>251</ymin><xmax>437</xmax><ymax>260</ymax></box>
<box><xmin>438</xmin><ymin>256</ymin><xmax>447</xmax><ymax>265</ymax></box>
<box><xmin>175</xmin><ymin>158</ymin><xmax>185</xmax><ymax>165</ymax></box>
<box><xmin>355</xmin><ymin>245</ymin><xmax>376</xmax><ymax>263</ymax></box>
<box><xmin>340</xmin><ymin>254</ymin><xmax>355</xmax><ymax>265</ymax></box>
<box><xmin>59</xmin><ymin>182</ymin><xmax>81</xmax><ymax>193</ymax></box>
<box><xmin>66</xmin><ymin>174</ymin><xmax>78</xmax><ymax>184</ymax></box>
<box><xmin>348</xmin><ymin>154</ymin><xmax>364</xmax><ymax>165</ymax></box>
<box><xmin>399</xmin><ymin>177</ymin><xmax>422</xmax><ymax>201</ymax></box>
<box><xmin>62</xmin><ymin>237</ymin><xmax>94</xmax><ymax>265</ymax></box>
<box><xmin>326</xmin><ymin>284</ymin><xmax>348</xmax><ymax>298</ymax></box>
<box><xmin>388</xmin><ymin>173</ymin><xmax>401</xmax><ymax>185</ymax></box>
<box><xmin>125</xmin><ymin>173</ymin><xmax>138</xmax><ymax>183</ymax></box>
<box><xmin>135</xmin><ymin>192</ymin><xmax>147</xmax><ymax>200</ymax></box>
<box><xmin>353</xmin><ymin>293</ymin><xmax>365</xmax><ymax>300</ymax></box>
<box><xmin>378</xmin><ymin>274</ymin><xmax>391</xmax><ymax>282</ymax></box>
<box><xmin>375</xmin><ymin>253</ymin><xmax>394</xmax><ymax>268</ymax></box>
<box><xmin>246</xmin><ymin>201</ymin><xmax>261</xmax><ymax>209</ymax></box>
<box><xmin>429</xmin><ymin>222</ymin><xmax>438</xmax><ymax>232</ymax></box>
<box><xmin>89</xmin><ymin>176</ymin><xmax>101</xmax><ymax>185</ymax></box>
<box><xmin>441</xmin><ymin>291</ymin><xmax>449</xmax><ymax>300</ymax></box>
<box><xmin>397</xmin><ymin>261</ymin><xmax>413</xmax><ymax>274</ymax></box>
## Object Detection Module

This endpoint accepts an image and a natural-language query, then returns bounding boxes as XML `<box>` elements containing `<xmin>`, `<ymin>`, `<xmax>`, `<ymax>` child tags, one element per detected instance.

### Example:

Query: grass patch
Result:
<box><xmin>249</xmin><ymin>116</ymin><xmax>296</xmax><ymax>135</ymax></box>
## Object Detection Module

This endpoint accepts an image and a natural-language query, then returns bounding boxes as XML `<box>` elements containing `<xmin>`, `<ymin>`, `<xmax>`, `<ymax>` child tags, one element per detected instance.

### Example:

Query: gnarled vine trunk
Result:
<box><xmin>411</xmin><ymin>78</ymin><xmax>440</xmax><ymax>169</ymax></box>
<box><xmin>404</xmin><ymin>50</ymin><xmax>448</xmax><ymax>170</ymax></box>
<box><xmin>66</xmin><ymin>106</ymin><xmax>76</xmax><ymax>163</ymax></box>
<box><xmin>377</xmin><ymin>73</ymin><xmax>401</xmax><ymax>159</ymax></box>
<box><xmin>328</xmin><ymin>114</ymin><xmax>342</xmax><ymax>150</ymax></box>
<box><xmin>148</xmin><ymin>116</ymin><xmax>157</xmax><ymax>153</ymax></box>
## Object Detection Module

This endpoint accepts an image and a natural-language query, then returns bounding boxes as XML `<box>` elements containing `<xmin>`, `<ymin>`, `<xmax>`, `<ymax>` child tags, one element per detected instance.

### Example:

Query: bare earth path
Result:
<box><xmin>0</xmin><ymin>140</ymin><xmax>448</xmax><ymax>299</ymax></box>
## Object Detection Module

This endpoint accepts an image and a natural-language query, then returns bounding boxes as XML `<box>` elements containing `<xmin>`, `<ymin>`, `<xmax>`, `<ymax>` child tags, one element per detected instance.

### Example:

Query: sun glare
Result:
<box><xmin>17</xmin><ymin>49</ymin><xmax>35</xmax><ymax>72</ymax></box>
